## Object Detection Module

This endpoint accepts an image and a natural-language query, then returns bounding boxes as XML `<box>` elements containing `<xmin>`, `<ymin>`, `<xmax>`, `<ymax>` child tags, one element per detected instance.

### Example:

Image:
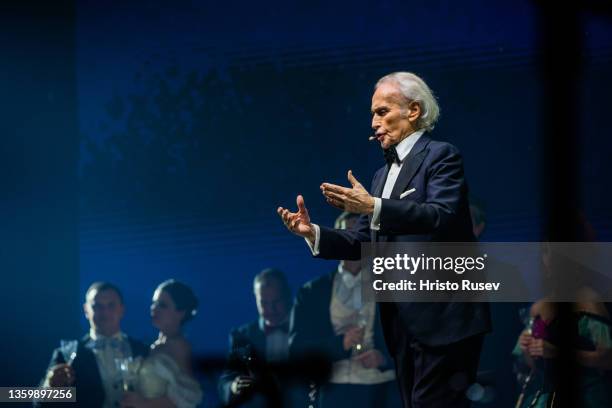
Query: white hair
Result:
<box><xmin>375</xmin><ymin>72</ymin><xmax>440</xmax><ymax>132</ymax></box>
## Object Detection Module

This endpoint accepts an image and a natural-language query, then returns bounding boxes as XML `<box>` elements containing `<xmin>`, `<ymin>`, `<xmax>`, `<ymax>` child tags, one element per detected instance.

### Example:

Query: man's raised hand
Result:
<box><xmin>321</xmin><ymin>170</ymin><xmax>375</xmax><ymax>214</ymax></box>
<box><xmin>277</xmin><ymin>195</ymin><xmax>316</xmax><ymax>243</ymax></box>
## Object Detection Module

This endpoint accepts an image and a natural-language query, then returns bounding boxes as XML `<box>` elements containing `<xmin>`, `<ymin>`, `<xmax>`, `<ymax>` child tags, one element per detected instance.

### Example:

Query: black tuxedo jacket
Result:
<box><xmin>35</xmin><ymin>334</ymin><xmax>148</xmax><ymax>408</ymax></box>
<box><xmin>218</xmin><ymin>321</ymin><xmax>267</xmax><ymax>405</ymax></box>
<box><xmin>316</xmin><ymin>134</ymin><xmax>491</xmax><ymax>350</ymax></box>
<box><xmin>289</xmin><ymin>270</ymin><xmax>392</xmax><ymax>369</ymax></box>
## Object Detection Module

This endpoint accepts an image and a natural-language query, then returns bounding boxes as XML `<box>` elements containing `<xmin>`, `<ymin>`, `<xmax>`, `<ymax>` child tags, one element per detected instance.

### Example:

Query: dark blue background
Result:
<box><xmin>2</xmin><ymin>1</ymin><xmax>612</xmax><ymax>406</ymax></box>
<box><xmin>76</xmin><ymin>0</ymin><xmax>612</xmax><ymax>354</ymax></box>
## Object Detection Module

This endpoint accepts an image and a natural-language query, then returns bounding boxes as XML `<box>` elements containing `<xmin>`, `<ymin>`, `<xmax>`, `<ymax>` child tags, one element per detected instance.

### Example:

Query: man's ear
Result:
<box><xmin>83</xmin><ymin>302</ymin><xmax>90</xmax><ymax>319</ymax></box>
<box><xmin>408</xmin><ymin>101</ymin><xmax>421</xmax><ymax>123</ymax></box>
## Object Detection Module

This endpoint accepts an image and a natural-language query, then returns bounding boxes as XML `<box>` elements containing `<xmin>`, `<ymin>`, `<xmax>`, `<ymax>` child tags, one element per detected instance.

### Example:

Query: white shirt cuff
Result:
<box><xmin>370</xmin><ymin>198</ymin><xmax>382</xmax><ymax>231</ymax></box>
<box><xmin>305</xmin><ymin>224</ymin><xmax>321</xmax><ymax>256</ymax></box>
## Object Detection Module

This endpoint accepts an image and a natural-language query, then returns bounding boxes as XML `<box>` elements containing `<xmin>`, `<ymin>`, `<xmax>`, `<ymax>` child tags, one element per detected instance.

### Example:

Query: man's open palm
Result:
<box><xmin>277</xmin><ymin>195</ymin><xmax>315</xmax><ymax>242</ymax></box>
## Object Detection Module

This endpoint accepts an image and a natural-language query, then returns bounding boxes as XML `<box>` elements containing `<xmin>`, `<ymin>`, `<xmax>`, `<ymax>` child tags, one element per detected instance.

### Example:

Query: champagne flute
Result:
<box><xmin>59</xmin><ymin>340</ymin><xmax>78</xmax><ymax>365</ymax></box>
<box><xmin>115</xmin><ymin>357</ymin><xmax>139</xmax><ymax>392</ymax></box>
<box><xmin>519</xmin><ymin>307</ymin><xmax>534</xmax><ymax>334</ymax></box>
<box><xmin>351</xmin><ymin>308</ymin><xmax>370</xmax><ymax>357</ymax></box>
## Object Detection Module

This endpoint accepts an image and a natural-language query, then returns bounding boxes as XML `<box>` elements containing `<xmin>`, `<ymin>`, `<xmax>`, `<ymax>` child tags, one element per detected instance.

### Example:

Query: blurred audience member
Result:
<box><xmin>37</xmin><ymin>282</ymin><xmax>148</xmax><ymax>408</ymax></box>
<box><xmin>290</xmin><ymin>212</ymin><xmax>400</xmax><ymax>408</ymax></box>
<box><xmin>120</xmin><ymin>279</ymin><xmax>202</xmax><ymax>408</ymax></box>
<box><xmin>513</xmin><ymin>236</ymin><xmax>612</xmax><ymax>408</ymax></box>
<box><xmin>218</xmin><ymin>268</ymin><xmax>294</xmax><ymax>407</ymax></box>
<box><xmin>513</xmin><ymin>300</ymin><xmax>612</xmax><ymax>408</ymax></box>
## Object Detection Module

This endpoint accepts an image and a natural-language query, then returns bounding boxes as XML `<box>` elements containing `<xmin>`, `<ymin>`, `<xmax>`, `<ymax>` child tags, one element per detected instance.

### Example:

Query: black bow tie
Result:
<box><xmin>383</xmin><ymin>146</ymin><xmax>401</xmax><ymax>166</ymax></box>
<box><xmin>86</xmin><ymin>337</ymin><xmax>123</xmax><ymax>350</ymax></box>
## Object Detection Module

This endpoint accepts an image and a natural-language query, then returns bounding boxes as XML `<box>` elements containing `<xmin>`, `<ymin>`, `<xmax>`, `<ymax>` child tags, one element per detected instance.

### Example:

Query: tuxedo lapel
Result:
<box><xmin>74</xmin><ymin>334</ymin><xmax>106</xmax><ymax>408</ymax></box>
<box><xmin>390</xmin><ymin>135</ymin><xmax>431</xmax><ymax>199</ymax></box>
<box><xmin>372</xmin><ymin>166</ymin><xmax>388</xmax><ymax>198</ymax></box>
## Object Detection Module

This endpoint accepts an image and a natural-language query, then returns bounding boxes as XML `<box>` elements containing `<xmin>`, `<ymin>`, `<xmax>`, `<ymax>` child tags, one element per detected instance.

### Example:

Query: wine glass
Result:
<box><xmin>519</xmin><ymin>307</ymin><xmax>534</xmax><ymax>334</ymax></box>
<box><xmin>59</xmin><ymin>340</ymin><xmax>78</xmax><ymax>365</ymax></box>
<box><xmin>115</xmin><ymin>357</ymin><xmax>141</xmax><ymax>392</ymax></box>
<box><xmin>351</xmin><ymin>308</ymin><xmax>371</xmax><ymax>357</ymax></box>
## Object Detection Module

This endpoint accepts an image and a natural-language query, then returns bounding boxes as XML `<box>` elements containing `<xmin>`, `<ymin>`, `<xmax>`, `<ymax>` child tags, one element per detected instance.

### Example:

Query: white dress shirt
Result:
<box><xmin>328</xmin><ymin>263</ymin><xmax>395</xmax><ymax>384</ymax></box>
<box><xmin>87</xmin><ymin>330</ymin><xmax>133</xmax><ymax>408</ymax></box>
<box><xmin>306</xmin><ymin>130</ymin><xmax>425</xmax><ymax>255</ymax></box>
<box><xmin>258</xmin><ymin>318</ymin><xmax>289</xmax><ymax>362</ymax></box>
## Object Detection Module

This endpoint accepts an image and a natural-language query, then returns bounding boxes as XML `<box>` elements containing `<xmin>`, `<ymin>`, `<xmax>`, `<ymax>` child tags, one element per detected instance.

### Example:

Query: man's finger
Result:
<box><xmin>324</xmin><ymin>190</ymin><xmax>345</xmax><ymax>202</ymax></box>
<box><xmin>326</xmin><ymin>198</ymin><xmax>345</xmax><ymax>210</ymax></box>
<box><xmin>297</xmin><ymin>195</ymin><xmax>307</xmax><ymax>213</ymax></box>
<box><xmin>288</xmin><ymin>215</ymin><xmax>298</xmax><ymax>229</ymax></box>
<box><xmin>347</xmin><ymin>170</ymin><xmax>361</xmax><ymax>187</ymax></box>
<box><xmin>321</xmin><ymin>183</ymin><xmax>349</xmax><ymax>195</ymax></box>
<box><xmin>353</xmin><ymin>354</ymin><xmax>366</xmax><ymax>362</ymax></box>
<box><xmin>291</xmin><ymin>217</ymin><xmax>301</xmax><ymax>230</ymax></box>
<box><xmin>283</xmin><ymin>209</ymin><xmax>292</xmax><ymax>224</ymax></box>
<box><xmin>353</xmin><ymin>351</ymin><xmax>371</xmax><ymax>362</ymax></box>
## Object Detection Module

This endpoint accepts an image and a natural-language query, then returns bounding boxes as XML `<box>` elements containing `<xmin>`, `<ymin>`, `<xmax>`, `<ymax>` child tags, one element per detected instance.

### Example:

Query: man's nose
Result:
<box><xmin>371</xmin><ymin>118</ymin><xmax>380</xmax><ymax>130</ymax></box>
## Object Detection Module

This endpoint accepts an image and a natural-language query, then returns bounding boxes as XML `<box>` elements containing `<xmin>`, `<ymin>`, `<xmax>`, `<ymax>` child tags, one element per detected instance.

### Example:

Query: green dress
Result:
<box><xmin>512</xmin><ymin>311</ymin><xmax>612</xmax><ymax>408</ymax></box>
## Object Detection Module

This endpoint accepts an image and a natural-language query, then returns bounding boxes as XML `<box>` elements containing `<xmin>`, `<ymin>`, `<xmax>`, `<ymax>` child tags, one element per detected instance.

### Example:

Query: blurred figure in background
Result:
<box><xmin>513</xmin><ymin>219</ymin><xmax>612</xmax><ymax>408</ymax></box>
<box><xmin>120</xmin><ymin>279</ymin><xmax>202</xmax><ymax>408</ymax></box>
<box><xmin>513</xmin><ymin>299</ymin><xmax>612</xmax><ymax>408</ymax></box>
<box><xmin>290</xmin><ymin>212</ymin><xmax>400</xmax><ymax>408</ymax></box>
<box><xmin>218</xmin><ymin>268</ymin><xmax>295</xmax><ymax>407</ymax></box>
<box><xmin>37</xmin><ymin>282</ymin><xmax>149</xmax><ymax>408</ymax></box>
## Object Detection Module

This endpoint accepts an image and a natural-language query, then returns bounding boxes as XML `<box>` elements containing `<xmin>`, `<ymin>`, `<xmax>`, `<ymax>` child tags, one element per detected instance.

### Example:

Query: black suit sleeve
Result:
<box><xmin>318</xmin><ymin>216</ymin><xmax>369</xmax><ymax>261</ymax></box>
<box><xmin>218</xmin><ymin>329</ymin><xmax>247</xmax><ymax>405</ymax></box>
<box><xmin>316</xmin><ymin>171</ymin><xmax>385</xmax><ymax>260</ymax></box>
<box><xmin>380</xmin><ymin>145</ymin><xmax>467</xmax><ymax>235</ymax></box>
<box><xmin>289</xmin><ymin>285</ymin><xmax>349</xmax><ymax>362</ymax></box>
<box><xmin>372</xmin><ymin>307</ymin><xmax>393</xmax><ymax>370</ymax></box>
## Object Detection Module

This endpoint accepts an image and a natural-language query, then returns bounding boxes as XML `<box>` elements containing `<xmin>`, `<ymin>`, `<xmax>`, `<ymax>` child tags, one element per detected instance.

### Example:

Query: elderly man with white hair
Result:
<box><xmin>278</xmin><ymin>72</ymin><xmax>491</xmax><ymax>407</ymax></box>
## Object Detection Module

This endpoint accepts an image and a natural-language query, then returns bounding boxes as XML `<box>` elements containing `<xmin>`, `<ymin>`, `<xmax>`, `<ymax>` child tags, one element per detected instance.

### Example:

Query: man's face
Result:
<box><xmin>371</xmin><ymin>82</ymin><xmax>420</xmax><ymax>150</ymax></box>
<box><xmin>83</xmin><ymin>289</ymin><xmax>124</xmax><ymax>337</ymax></box>
<box><xmin>255</xmin><ymin>281</ymin><xmax>289</xmax><ymax>327</ymax></box>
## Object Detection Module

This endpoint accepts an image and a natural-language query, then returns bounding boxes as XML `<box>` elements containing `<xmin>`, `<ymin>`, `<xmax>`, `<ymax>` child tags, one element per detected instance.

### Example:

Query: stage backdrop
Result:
<box><xmin>67</xmin><ymin>0</ymin><xmax>612</xmax><ymax>405</ymax></box>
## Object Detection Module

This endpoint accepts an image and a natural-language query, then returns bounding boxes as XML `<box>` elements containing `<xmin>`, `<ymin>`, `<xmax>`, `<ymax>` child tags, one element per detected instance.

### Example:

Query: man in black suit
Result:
<box><xmin>218</xmin><ymin>268</ymin><xmax>293</xmax><ymax>407</ymax></box>
<box><xmin>290</xmin><ymin>211</ymin><xmax>400</xmax><ymax>408</ymax></box>
<box><xmin>37</xmin><ymin>282</ymin><xmax>148</xmax><ymax>408</ymax></box>
<box><xmin>277</xmin><ymin>72</ymin><xmax>491</xmax><ymax>407</ymax></box>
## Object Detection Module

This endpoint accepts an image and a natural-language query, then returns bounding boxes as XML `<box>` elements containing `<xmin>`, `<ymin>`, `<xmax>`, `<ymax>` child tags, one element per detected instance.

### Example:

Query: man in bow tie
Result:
<box><xmin>37</xmin><ymin>282</ymin><xmax>148</xmax><ymax>408</ymax></box>
<box><xmin>218</xmin><ymin>268</ymin><xmax>293</xmax><ymax>407</ymax></box>
<box><xmin>277</xmin><ymin>72</ymin><xmax>491</xmax><ymax>408</ymax></box>
<box><xmin>290</xmin><ymin>211</ymin><xmax>401</xmax><ymax>408</ymax></box>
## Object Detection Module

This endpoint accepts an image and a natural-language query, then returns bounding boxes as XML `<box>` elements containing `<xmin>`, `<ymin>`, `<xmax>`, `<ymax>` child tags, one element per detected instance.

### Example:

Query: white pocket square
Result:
<box><xmin>400</xmin><ymin>188</ymin><xmax>416</xmax><ymax>199</ymax></box>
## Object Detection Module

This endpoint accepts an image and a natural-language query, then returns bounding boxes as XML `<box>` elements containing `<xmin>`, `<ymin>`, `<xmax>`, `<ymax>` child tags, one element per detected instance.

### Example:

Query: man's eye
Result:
<box><xmin>373</xmin><ymin>109</ymin><xmax>387</xmax><ymax>116</ymax></box>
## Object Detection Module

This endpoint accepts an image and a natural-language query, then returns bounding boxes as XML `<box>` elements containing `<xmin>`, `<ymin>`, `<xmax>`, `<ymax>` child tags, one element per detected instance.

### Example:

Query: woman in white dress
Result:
<box><xmin>121</xmin><ymin>280</ymin><xmax>203</xmax><ymax>408</ymax></box>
